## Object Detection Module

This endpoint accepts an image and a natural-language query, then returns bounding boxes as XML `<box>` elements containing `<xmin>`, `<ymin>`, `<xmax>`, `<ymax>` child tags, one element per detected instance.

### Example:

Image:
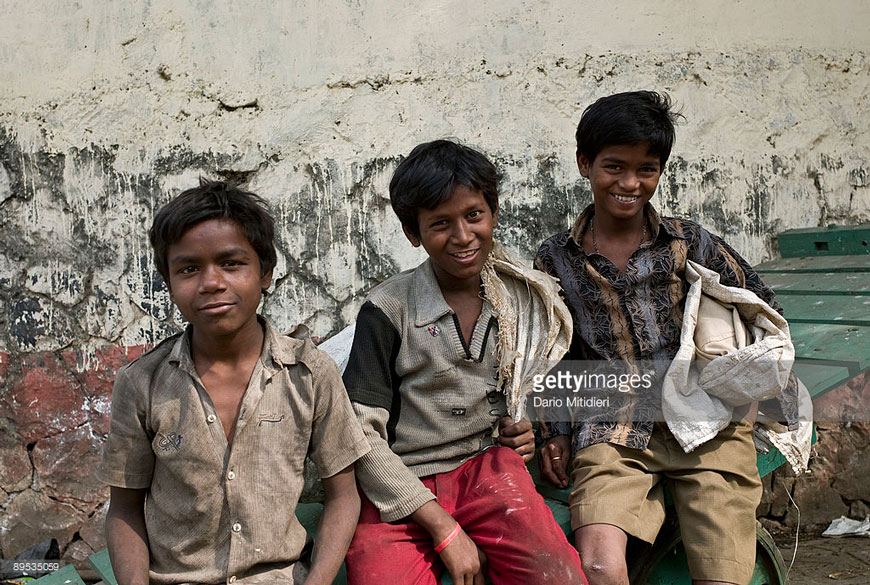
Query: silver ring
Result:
<box><xmin>551</xmin><ymin>456</ymin><xmax>562</xmax><ymax>461</ymax></box>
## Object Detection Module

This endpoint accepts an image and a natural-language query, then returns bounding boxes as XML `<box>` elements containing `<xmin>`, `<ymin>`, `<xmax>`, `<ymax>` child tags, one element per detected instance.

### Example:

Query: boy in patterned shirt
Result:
<box><xmin>536</xmin><ymin>91</ymin><xmax>800</xmax><ymax>585</ymax></box>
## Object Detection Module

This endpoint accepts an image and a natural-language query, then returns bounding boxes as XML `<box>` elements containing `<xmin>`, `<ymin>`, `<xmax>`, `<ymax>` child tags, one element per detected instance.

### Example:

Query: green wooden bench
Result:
<box><xmin>34</xmin><ymin>225</ymin><xmax>870</xmax><ymax>585</ymax></box>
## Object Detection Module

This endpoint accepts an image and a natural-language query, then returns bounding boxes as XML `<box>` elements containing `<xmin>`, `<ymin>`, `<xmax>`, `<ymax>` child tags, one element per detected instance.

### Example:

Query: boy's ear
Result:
<box><xmin>577</xmin><ymin>154</ymin><xmax>592</xmax><ymax>178</ymax></box>
<box><xmin>402</xmin><ymin>224</ymin><xmax>421</xmax><ymax>247</ymax></box>
<box><xmin>492</xmin><ymin>203</ymin><xmax>499</xmax><ymax>226</ymax></box>
<box><xmin>260</xmin><ymin>268</ymin><xmax>274</xmax><ymax>293</ymax></box>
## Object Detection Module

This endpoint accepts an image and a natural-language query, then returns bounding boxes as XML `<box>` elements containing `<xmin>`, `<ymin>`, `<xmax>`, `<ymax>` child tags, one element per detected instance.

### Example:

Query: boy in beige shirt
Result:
<box><xmin>97</xmin><ymin>180</ymin><xmax>369</xmax><ymax>585</ymax></box>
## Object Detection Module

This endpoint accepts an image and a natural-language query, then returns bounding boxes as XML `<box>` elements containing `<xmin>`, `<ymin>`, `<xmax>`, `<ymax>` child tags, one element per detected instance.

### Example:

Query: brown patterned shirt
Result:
<box><xmin>536</xmin><ymin>204</ymin><xmax>799</xmax><ymax>451</ymax></box>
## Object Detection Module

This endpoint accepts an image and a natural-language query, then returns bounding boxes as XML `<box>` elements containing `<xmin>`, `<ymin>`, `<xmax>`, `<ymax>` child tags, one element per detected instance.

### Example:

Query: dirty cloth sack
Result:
<box><xmin>663</xmin><ymin>260</ymin><xmax>813</xmax><ymax>473</ymax></box>
<box><xmin>479</xmin><ymin>242</ymin><xmax>573</xmax><ymax>421</ymax></box>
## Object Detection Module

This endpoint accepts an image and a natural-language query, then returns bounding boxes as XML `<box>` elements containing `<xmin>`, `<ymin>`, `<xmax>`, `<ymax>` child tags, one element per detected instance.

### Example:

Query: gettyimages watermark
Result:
<box><xmin>525</xmin><ymin>359</ymin><xmax>870</xmax><ymax>424</ymax></box>
<box><xmin>526</xmin><ymin>360</ymin><xmax>667</xmax><ymax>423</ymax></box>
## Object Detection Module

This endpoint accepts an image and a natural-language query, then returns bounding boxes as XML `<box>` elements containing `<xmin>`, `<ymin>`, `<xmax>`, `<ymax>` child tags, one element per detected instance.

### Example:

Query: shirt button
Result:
<box><xmin>207</xmin><ymin>414</ymin><xmax>217</xmax><ymax>423</ymax></box>
<box><xmin>227</xmin><ymin>471</ymin><xmax>236</xmax><ymax>480</ymax></box>
<box><xmin>229</xmin><ymin>576</ymin><xmax>237</xmax><ymax>584</ymax></box>
<box><xmin>232</xmin><ymin>522</ymin><xmax>242</xmax><ymax>533</ymax></box>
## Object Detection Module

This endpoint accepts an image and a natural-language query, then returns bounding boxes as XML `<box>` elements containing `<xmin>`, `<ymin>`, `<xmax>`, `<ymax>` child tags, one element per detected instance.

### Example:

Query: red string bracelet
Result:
<box><xmin>434</xmin><ymin>523</ymin><xmax>462</xmax><ymax>553</ymax></box>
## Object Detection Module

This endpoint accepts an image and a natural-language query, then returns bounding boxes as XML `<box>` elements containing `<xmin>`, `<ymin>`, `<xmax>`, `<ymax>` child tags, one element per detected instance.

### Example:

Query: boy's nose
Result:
<box><xmin>199</xmin><ymin>265</ymin><xmax>226</xmax><ymax>292</ymax></box>
<box><xmin>620</xmin><ymin>172</ymin><xmax>641</xmax><ymax>192</ymax></box>
<box><xmin>451</xmin><ymin>220</ymin><xmax>474</xmax><ymax>244</ymax></box>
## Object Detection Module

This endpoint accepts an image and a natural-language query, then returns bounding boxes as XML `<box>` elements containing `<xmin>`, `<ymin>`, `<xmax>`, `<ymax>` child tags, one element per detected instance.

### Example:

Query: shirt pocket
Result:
<box><xmin>254</xmin><ymin>409</ymin><xmax>310</xmax><ymax>495</ymax></box>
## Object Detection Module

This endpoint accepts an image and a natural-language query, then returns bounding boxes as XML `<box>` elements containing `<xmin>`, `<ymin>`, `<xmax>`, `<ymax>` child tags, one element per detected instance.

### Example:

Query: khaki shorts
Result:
<box><xmin>570</xmin><ymin>422</ymin><xmax>762</xmax><ymax>584</ymax></box>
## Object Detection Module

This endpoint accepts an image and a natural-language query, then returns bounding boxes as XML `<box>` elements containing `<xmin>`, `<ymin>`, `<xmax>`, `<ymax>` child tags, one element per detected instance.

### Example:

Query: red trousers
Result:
<box><xmin>346</xmin><ymin>447</ymin><xmax>587</xmax><ymax>585</ymax></box>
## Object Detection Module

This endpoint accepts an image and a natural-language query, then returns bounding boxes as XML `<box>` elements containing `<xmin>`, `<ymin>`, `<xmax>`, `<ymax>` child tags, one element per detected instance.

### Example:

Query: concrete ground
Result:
<box><xmin>777</xmin><ymin>536</ymin><xmax>870</xmax><ymax>584</ymax></box>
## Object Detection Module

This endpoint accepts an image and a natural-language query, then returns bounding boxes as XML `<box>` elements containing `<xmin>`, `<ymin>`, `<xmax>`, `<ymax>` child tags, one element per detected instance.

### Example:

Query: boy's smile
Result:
<box><xmin>167</xmin><ymin>219</ymin><xmax>272</xmax><ymax>345</ymax></box>
<box><xmin>405</xmin><ymin>185</ymin><xmax>497</xmax><ymax>291</ymax></box>
<box><xmin>578</xmin><ymin>143</ymin><xmax>662</xmax><ymax>224</ymax></box>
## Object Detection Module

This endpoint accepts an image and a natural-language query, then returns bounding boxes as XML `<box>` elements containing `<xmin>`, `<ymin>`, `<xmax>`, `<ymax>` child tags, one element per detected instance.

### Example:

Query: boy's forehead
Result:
<box><xmin>596</xmin><ymin>143</ymin><xmax>660</xmax><ymax>163</ymax></box>
<box><xmin>168</xmin><ymin>219</ymin><xmax>254</xmax><ymax>259</ymax></box>
<box><xmin>424</xmin><ymin>184</ymin><xmax>490</xmax><ymax>213</ymax></box>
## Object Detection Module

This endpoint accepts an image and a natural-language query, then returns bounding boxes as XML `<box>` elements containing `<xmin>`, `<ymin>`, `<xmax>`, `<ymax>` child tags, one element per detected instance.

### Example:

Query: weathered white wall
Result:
<box><xmin>1</xmin><ymin>0</ymin><xmax>868</xmax><ymax>349</ymax></box>
<box><xmin>0</xmin><ymin>0</ymin><xmax>868</xmax><ymax>560</ymax></box>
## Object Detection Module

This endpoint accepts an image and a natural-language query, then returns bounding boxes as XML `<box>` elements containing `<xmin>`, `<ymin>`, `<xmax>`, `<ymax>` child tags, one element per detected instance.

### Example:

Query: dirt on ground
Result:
<box><xmin>776</xmin><ymin>535</ymin><xmax>870</xmax><ymax>584</ymax></box>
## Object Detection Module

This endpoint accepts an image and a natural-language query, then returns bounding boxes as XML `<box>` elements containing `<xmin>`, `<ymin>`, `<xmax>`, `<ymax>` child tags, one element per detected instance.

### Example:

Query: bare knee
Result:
<box><xmin>575</xmin><ymin>524</ymin><xmax>629</xmax><ymax>585</ymax></box>
<box><xmin>580</xmin><ymin>556</ymin><xmax>628</xmax><ymax>585</ymax></box>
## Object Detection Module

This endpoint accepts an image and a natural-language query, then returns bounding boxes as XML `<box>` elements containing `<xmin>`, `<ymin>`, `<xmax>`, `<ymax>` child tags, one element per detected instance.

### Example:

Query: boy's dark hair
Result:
<box><xmin>389</xmin><ymin>139</ymin><xmax>499</xmax><ymax>237</ymax></box>
<box><xmin>575</xmin><ymin>91</ymin><xmax>682</xmax><ymax>167</ymax></box>
<box><xmin>149</xmin><ymin>179</ymin><xmax>277</xmax><ymax>286</ymax></box>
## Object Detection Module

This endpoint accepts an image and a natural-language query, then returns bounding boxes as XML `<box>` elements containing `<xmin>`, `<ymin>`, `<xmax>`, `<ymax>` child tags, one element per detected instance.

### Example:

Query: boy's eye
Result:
<box><xmin>468</xmin><ymin>210</ymin><xmax>482</xmax><ymax>219</ymax></box>
<box><xmin>179</xmin><ymin>265</ymin><xmax>198</xmax><ymax>275</ymax></box>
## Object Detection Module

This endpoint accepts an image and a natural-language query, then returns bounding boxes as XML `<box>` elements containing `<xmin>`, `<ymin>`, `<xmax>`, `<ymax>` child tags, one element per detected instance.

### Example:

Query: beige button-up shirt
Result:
<box><xmin>97</xmin><ymin>318</ymin><xmax>369</xmax><ymax>584</ymax></box>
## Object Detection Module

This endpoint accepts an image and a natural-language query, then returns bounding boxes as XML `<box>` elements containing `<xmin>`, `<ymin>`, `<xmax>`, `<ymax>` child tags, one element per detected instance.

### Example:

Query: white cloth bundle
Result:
<box><xmin>663</xmin><ymin>261</ymin><xmax>813</xmax><ymax>473</ymax></box>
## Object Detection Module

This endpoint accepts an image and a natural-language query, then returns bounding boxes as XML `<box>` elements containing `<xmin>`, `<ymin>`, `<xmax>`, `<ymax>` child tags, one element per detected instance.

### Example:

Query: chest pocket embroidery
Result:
<box><xmin>157</xmin><ymin>432</ymin><xmax>183</xmax><ymax>452</ymax></box>
<box><xmin>258</xmin><ymin>413</ymin><xmax>285</xmax><ymax>426</ymax></box>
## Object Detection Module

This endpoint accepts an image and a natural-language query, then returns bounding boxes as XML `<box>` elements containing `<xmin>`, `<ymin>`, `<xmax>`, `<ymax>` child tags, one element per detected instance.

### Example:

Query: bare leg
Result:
<box><xmin>574</xmin><ymin>524</ymin><xmax>629</xmax><ymax>585</ymax></box>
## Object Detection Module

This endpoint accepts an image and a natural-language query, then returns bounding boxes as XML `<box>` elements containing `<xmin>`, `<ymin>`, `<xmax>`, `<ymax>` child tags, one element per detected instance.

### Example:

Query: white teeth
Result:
<box><xmin>453</xmin><ymin>250</ymin><xmax>476</xmax><ymax>258</ymax></box>
<box><xmin>613</xmin><ymin>194</ymin><xmax>639</xmax><ymax>203</ymax></box>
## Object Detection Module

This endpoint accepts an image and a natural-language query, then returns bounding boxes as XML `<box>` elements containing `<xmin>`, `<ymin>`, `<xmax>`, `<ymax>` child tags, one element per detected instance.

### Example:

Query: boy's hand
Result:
<box><xmin>539</xmin><ymin>435</ymin><xmax>571</xmax><ymax>488</ymax></box>
<box><xmin>497</xmin><ymin>416</ymin><xmax>535</xmax><ymax>462</ymax></box>
<box><xmin>411</xmin><ymin>501</ymin><xmax>486</xmax><ymax>585</ymax></box>
<box><xmin>437</xmin><ymin>526</ymin><xmax>487</xmax><ymax>585</ymax></box>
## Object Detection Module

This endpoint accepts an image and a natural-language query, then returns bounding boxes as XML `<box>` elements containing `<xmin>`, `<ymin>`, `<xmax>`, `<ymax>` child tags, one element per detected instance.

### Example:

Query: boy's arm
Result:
<box><xmin>534</xmin><ymin>242</ymin><xmax>580</xmax><ymax>487</ymax></box>
<box><xmin>692</xmin><ymin>227</ymin><xmax>780</xmax><ymax>311</ymax></box>
<box><xmin>344</xmin><ymin>303</ymin><xmax>485</xmax><ymax>580</ymax></box>
<box><xmin>343</xmin><ymin>302</ymin><xmax>437</xmax><ymax>521</ymax></box>
<box><xmin>304</xmin><ymin>465</ymin><xmax>359</xmax><ymax>585</ymax></box>
<box><xmin>497</xmin><ymin>416</ymin><xmax>535</xmax><ymax>461</ymax></box>
<box><xmin>106</xmin><ymin>487</ymin><xmax>149</xmax><ymax>585</ymax></box>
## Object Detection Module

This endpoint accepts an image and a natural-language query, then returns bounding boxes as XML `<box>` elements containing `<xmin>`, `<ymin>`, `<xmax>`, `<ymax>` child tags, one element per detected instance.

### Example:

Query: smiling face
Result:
<box><xmin>167</xmin><ymin>219</ymin><xmax>272</xmax><ymax>344</ymax></box>
<box><xmin>578</xmin><ymin>143</ymin><xmax>662</xmax><ymax>224</ymax></box>
<box><xmin>404</xmin><ymin>185</ymin><xmax>498</xmax><ymax>291</ymax></box>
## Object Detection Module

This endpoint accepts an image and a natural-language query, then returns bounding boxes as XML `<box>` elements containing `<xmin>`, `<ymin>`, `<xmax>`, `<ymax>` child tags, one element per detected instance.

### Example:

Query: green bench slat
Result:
<box><xmin>775</xmin><ymin>225</ymin><xmax>870</xmax><ymax>258</ymax></box>
<box><xmin>763</xmin><ymin>271</ymin><xmax>870</xmax><ymax>295</ymax></box>
<box><xmin>88</xmin><ymin>548</ymin><xmax>118</xmax><ymax>585</ymax></box>
<box><xmin>755</xmin><ymin>254</ymin><xmax>870</xmax><ymax>273</ymax></box>
<box><xmin>31</xmin><ymin>564</ymin><xmax>87</xmax><ymax>585</ymax></box>
<box><xmin>295</xmin><ymin>501</ymin><xmax>325</xmax><ymax>535</ymax></box>
<box><xmin>791</xmin><ymin>361</ymin><xmax>854</xmax><ymax>397</ymax></box>
<box><xmin>788</xmin><ymin>322</ymin><xmax>870</xmax><ymax>372</ymax></box>
<box><xmin>777</xmin><ymin>294</ymin><xmax>870</xmax><ymax>327</ymax></box>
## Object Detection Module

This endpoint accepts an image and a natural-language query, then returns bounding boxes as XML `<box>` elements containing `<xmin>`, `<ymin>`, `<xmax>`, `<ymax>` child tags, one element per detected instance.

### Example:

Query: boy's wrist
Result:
<box><xmin>410</xmin><ymin>500</ymin><xmax>457</xmax><ymax>541</ymax></box>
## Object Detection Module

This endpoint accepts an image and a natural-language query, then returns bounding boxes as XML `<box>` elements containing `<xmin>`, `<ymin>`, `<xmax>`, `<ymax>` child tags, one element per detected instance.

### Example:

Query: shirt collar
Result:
<box><xmin>168</xmin><ymin>326</ymin><xmax>196</xmax><ymax>376</ymax></box>
<box><xmin>567</xmin><ymin>203</ymin><xmax>685</xmax><ymax>246</ymax></box>
<box><xmin>264</xmin><ymin>318</ymin><xmax>299</xmax><ymax>367</ymax></box>
<box><xmin>167</xmin><ymin>316</ymin><xmax>296</xmax><ymax>376</ymax></box>
<box><xmin>412</xmin><ymin>259</ymin><xmax>456</xmax><ymax>326</ymax></box>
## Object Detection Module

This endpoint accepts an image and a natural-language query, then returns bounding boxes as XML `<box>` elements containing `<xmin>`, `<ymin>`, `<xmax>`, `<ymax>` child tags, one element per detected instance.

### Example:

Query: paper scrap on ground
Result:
<box><xmin>821</xmin><ymin>516</ymin><xmax>870</xmax><ymax>537</ymax></box>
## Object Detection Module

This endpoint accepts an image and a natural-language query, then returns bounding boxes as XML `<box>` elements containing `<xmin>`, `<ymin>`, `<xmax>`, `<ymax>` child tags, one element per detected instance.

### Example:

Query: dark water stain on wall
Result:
<box><xmin>497</xmin><ymin>153</ymin><xmax>591</xmax><ymax>257</ymax></box>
